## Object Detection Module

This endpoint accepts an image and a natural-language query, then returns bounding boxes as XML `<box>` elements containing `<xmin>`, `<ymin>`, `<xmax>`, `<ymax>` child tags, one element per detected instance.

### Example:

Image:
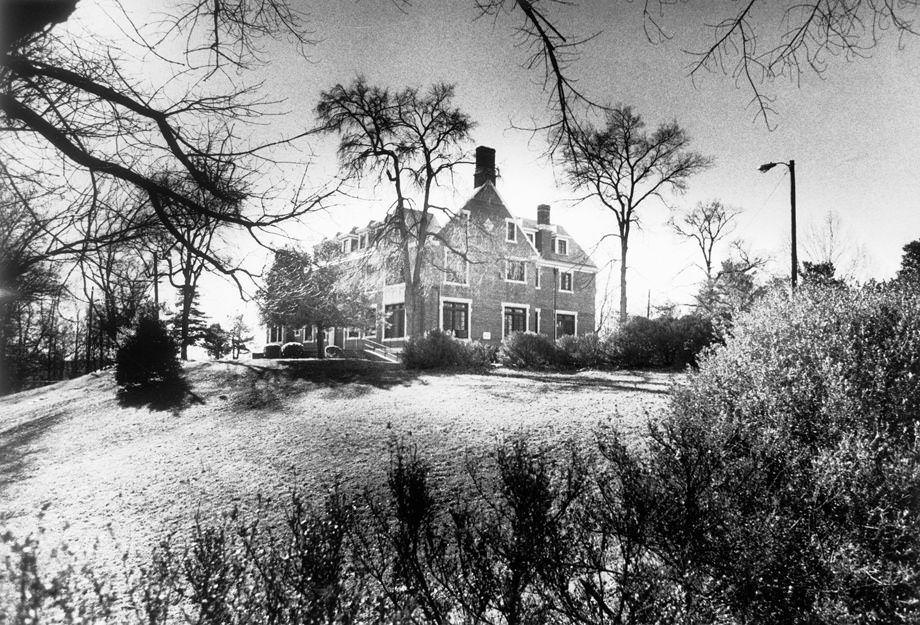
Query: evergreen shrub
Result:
<box><xmin>498</xmin><ymin>332</ymin><xmax>572</xmax><ymax>370</ymax></box>
<box><xmin>401</xmin><ymin>329</ymin><xmax>492</xmax><ymax>370</ymax></box>
<box><xmin>115</xmin><ymin>315</ymin><xmax>181</xmax><ymax>391</ymax></box>
<box><xmin>281</xmin><ymin>342</ymin><xmax>306</xmax><ymax>358</ymax></box>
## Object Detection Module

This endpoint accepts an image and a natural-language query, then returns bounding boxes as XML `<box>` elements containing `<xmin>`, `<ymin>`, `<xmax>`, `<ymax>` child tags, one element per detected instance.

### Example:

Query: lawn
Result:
<box><xmin>0</xmin><ymin>359</ymin><xmax>678</xmax><ymax>554</ymax></box>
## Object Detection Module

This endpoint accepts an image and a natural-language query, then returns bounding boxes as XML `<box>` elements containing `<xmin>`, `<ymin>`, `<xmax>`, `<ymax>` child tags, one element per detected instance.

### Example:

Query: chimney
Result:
<box><xmin>473</xmin><ymin>146</ymin><xmax>496</xmax><ymax>187</ymax></box>
<box><xmin>537</xmin><ymin>204</ymin><xmax>551</xmax><ymax>225</ymax></box>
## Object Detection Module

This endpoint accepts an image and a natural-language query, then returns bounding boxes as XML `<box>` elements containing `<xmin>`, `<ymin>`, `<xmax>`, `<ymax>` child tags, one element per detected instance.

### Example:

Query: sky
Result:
<box><xmin>68</xmin><ymin>0</ymin><xmax>920</xmax><ymax>332</ymax></box>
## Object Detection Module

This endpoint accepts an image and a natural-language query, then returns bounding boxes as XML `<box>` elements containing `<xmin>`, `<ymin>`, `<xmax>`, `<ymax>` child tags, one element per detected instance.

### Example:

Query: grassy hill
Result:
<box><xmin>0</xmin><ymin>359</ymin><xmax>675</xmax><ymax>552</ymax></box>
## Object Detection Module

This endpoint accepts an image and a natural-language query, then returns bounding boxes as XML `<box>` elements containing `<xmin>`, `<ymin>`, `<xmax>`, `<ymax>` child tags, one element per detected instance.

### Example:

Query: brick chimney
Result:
<box><xmin>537</xmin><ymin>204</ymin><xmax>551</xmax><ymax>225</ymax></box>
<box><xmin>473</xmin><ymin>146</ymin><xmax>496</xmax><ymax>187</ymax></box>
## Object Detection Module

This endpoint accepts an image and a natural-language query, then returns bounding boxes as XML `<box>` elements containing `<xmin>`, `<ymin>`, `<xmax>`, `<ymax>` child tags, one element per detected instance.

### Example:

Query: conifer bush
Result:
<box><xmin>498</xmin><ymin>332</ymin><xmax>572</xmax><ymax>370</ymax></box>
<box><xmin>115</xmin><ymin>314</ymin><xmax>182</xmax><ymax>392</ymax></box>
<box><xmin>608</xmin><ymin>314</ymin><xmax>715</xmax><ymax>369</ymax></box>
<box><xmin>281</xmin><ymin>342</ymin><xmax>306</xmax><ymax>358</ymax></box>
<box><xmin>401</xmin><ymin>329</ymin><xmax>492</xmax><ymax>370</ymax></box>
<box><xmin>263</xmin><ymin>343</ymin><xmax>282</xmax><ymax>359</ymax></box>
<box><xmin>556</xmin><ymin>332</ymin><xmax>610</xmax><ymax>368</ymax></box>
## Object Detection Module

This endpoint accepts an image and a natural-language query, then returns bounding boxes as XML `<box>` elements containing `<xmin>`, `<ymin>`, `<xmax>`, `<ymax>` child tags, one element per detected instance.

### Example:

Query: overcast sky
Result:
<box><xmin>72</xmin><ymin>1</ymin><xmax>920</xmax><ymax>326</ymax></box>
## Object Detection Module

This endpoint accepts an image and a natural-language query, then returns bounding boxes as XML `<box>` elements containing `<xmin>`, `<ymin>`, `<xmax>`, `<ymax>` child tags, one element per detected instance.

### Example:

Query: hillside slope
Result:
<box><xmin>0</xmin><ymin>360</ymin><xmax>675</xmax><ymax>550</ymax></box>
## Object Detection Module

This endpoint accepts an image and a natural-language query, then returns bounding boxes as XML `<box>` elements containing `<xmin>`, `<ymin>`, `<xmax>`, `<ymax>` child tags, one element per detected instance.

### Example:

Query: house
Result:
<box><xmin>264</xmin><ymin>146</ymin><xmax>598</xmax><ymax>357</ymax></box>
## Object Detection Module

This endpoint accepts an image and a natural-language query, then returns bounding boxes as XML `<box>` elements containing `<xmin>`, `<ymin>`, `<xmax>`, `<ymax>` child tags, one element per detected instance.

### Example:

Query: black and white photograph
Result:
<box><xmin>1</xmin><ymin>0</ymin><xmax>919</xmax><ymax>622</ymax></box>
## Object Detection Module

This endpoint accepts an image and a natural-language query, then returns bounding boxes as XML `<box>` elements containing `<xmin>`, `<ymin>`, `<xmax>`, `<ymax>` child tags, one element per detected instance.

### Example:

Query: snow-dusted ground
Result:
<box><xmin>0</xmin><ymin>360</ymin><xmax>678</xmax><ymax>554</ymax></box>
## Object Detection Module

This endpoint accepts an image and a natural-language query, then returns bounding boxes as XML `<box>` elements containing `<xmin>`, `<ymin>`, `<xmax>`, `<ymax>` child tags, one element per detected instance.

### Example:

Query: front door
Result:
<box><xmin>334</xmin><ymin>327</ymin><xmax>345</xmax><ymax>349</ymax></box>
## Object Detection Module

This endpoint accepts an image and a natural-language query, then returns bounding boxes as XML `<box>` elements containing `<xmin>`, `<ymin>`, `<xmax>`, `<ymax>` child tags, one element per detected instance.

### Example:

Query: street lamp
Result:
<box><xmin>759</xmin><ymin>159</ymin><xmax>797</xmax><ymax>289</ymax></box>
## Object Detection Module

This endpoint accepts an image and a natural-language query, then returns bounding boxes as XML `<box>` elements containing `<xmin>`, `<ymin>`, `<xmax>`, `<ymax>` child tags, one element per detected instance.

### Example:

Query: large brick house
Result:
<box><xmin>264</xmin><ymin>146</ymin><xmax>597</xmax><ymax>357</ymax></box>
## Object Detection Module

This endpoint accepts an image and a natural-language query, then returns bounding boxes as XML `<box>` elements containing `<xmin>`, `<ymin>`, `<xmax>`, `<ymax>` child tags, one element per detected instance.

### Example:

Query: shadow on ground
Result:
<box><xmin>225</xmin><ymin>359</ymin><xmax>421</xmax><ymax>408</ymax></box>
<box><xmin>0</xmin><ymin>411</ymin><xmax>66</xmax><ymax>490</ymax></box>
<box><xmin>117</xmin><ymin>376</ymin><xmax>204</xmax><ymax>412</ymax></box>
<box><xmin>485</xmin><ymin>369</ymin><xmax>674</xmax><ymax>395</ymax></box>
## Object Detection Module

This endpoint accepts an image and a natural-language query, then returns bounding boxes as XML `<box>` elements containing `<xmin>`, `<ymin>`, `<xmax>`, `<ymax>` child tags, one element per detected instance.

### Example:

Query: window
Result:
<box><xmin>559</xmin><ymin>271</ymin><xmax>573</xmax><ymax>292</ymax></box>
<box><xmin>268</xmin><ymin>325</ymin><xmax>283</xmax><ymax>343</ymax></box>
<box><xmin>505</xmin><ymin>260</ymin><xmax>526</xmax><ymax>283</ymax></box>
<box><xmin>365</xmin><ymin>307</ymin><xmax>377</xmax><ymax>337</ymax></box>
<box><xmin>384</xmin><ymin>303</ymin><xmax>405</xmax><ymax>339</ymax></box>
<box><xmin>506</xmin><ymin>220</ymin><xmax>517</xmax><ymax>242</ymax></box>
<box><xmin>556</xmin><ymin>313</ymin><xmax>576</xmax><ymax>338</ymax></box>
<box><xmin>442</xmin><ymin>301</ymin><xmax>469</xmax><ymax>339</ymax></box>
<box><xmin>526</xmin><ymin>231</ymin><xmax>535</xmax><ymax>245</ymax></box>
<box><xmin>341</xmin><ymin>240</ymin><xmax>349</xmax><ymax>253</ymax></box>
<box><xmin>534</xmin><ymin>265</ymin><xmax>541</xmax><ymax>289</ymax></box>
<box><xmin>555</xmin><ymin>238</ymin><xmax>568</xmax><ymax>255</ymax></box>
<box><xmin>303</xmin><ymin>325</ymin><xmax>314</xmax><ymax>341</ymax></box>
<box><xmin>358</xmin><ymin>233</ymin><xmax>367</xmax><ymax>249</ymax></box>
<box><xmin>533</xmin><ymin>309</ymin><xmax>541</xmax><ymax>334</ymax></box>
<box><xmin>347</xmin><ymin>327</ymin><xmax>361</xmax><ymax>338</ymax></box>
<box><xmin>349</xmin><ymin>238</ymin><xmax>358</xmax><ymax>252</ymax></box>
<box><xmin>444</xmin><ymin>249</ymin><xmax>468</xmax><ymax>285</ymax></box>
<box><xmin>504</xmin><ymin>306</ymin><xmax>527</xmax><ymax>337</ymax></box>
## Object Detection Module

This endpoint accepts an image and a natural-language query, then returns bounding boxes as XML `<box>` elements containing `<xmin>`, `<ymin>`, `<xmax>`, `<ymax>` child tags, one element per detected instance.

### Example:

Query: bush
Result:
<box><xmin>622</xmin><ymin>284</ymin><xmax>920</xmax><ymax>622</ymax></box>
<box><xmin>498</xmin><ymin>332</ymin><xmax>572</xmax><ymax>370</ymax></box>
<box><xmin>556</xmin><ymin>333</ymin><xmax>609</xmax><ymax>368</ymax></box>
<box><xmin>608</xmin><ymin>314</ymin><xmax>715</xmax><ymax>369</ymax></box>
<box><xmin>281</xmin><ymin>342</ymin><xmax>306</xmax><ymax>358</ymax></box>
<box><xmin>263</xmin><ymin>343</ymin><xmax>282</xmax><ymax>358</ymax></box>
<box><xmin>401</xmin><ymin>329</ymin><xmax>492</xmax><ymax>370</ymax></box>
<box><xmin>115</xmin><ymin>315</ymin><xmax>181</xmax><ymax>391</ymax></box>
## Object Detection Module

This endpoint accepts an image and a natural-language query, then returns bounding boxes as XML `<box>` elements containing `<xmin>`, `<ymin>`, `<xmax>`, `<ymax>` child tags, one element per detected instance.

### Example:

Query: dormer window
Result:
<box><xmin>349</xmin><ymin>238</ymin><xmax>358</xmax><ymax>252</ymax></box>
<box><xmin>555</xmin><ymin>238</ymin><xmax>568</xmax><ymax>255</ymax></box>
<box><xmin>506</xmin><ymin>220</ymin><xmax>517</xmax><ymax>242</ymax></box>
<box><xmin>341</xmin><ymin>239</ymin><xmax>349</xmax><ymax>253</ymax></box>
<box><xmin>525</xmin><ymin>231</ymin><xmax>535</xmax><ymax>245</ymax></box>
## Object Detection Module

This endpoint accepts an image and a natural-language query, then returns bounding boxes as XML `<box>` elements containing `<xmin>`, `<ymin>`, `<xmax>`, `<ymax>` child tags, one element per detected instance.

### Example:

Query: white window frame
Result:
<box><xmin>535</xmin><ymin>264</ymin><xmax>541</xmax><ymax>289</ymax></box>
<box><xmin>559</xmin><ymin>270</ymin><xmax>574</xmax><ymax>293</ymax></box>
<box><xmin>555</xmin><ymin>237</ymin><xmax>569</xmax><ymax>255</ymax></box>
<box><xmin>534</xmin><ymin>308</ymin><xmax>541</xmax><ymax>335</ymax></box>
<box><xmin>443</xmin><ymin>248</ymin><xmax>469</xmax><ymax>285</ymax></box>
<box><xmin>505</xmin><ymin>219</ymin><xmax>517</xmax><ymax>243</ymax></box>
<box><xmin>554</xmin><ymin>310</ymin><xmax>578</xmax><ymax>339</ymax></box>
<box><xmin>383</xmin><ymin>302</ymin><xmax>407</xmax><ymax>342</ymax></box>
<box><xmin>439</xmin><ymin>297</ymin><xmax>473</xmax><ymax>341</ymax></box>
<box><xmin>504</xmin><ymin>259</ymin><xmax>527</xmax><ymax>284</ymax></box>
<box><xmin>358</xmin><ymin>233</ymin><xmax>368</xmax><ymax>249</ymax></box>
<box><xmin>501</xmin><ymin>302</ymin><xmax>531</xmax><ymax>338</ymax></box>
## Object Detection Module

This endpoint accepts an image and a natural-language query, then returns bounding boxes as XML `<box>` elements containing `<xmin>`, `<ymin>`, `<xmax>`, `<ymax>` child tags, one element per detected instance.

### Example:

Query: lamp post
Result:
<box><xmin>759</xmin><ymin>160</ymin><xmax>797</xmax><ymax>289</ymax></box>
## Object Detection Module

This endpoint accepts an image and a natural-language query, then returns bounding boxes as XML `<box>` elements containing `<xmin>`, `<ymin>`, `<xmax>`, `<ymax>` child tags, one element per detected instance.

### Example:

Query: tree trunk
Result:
<box><xmin>0</xmin><ymin>303</ymin><xmax>10</xmax><ymax>395</ymax></box>
<box><xmin>316</xmin><ymin>325</ymin><xmax>325</xmax><ymax>359</ymax></box>
<box><xmin>619</xmin><ymin>237</ymin><xmax>629</xmax><ymax>324</ymax></box>
<box><xmin>180</xmin><ymin>286</ymin><xmax>191</xmax><ymax>360</ymax></box>
<box><xmin>404</xmin><ymin>281</ymin><xmax>425</xmax><ymax>338</ymax></box>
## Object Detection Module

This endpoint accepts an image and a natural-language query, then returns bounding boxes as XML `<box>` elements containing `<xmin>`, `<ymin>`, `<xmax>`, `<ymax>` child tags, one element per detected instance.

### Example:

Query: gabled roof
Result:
<box><xmin>520</xmin><ymin>217</ymin><xmax>597</xmax><ymax>270</ymax></box>
<box><xmin>459</xmin><ymin>181</ymin><xmax>598</xmax><ymax>272</ymax></box>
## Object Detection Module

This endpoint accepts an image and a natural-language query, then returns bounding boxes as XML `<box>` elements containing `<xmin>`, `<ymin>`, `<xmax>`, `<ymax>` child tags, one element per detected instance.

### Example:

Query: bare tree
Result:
<box><xmin>642</xmin><ymin>1</ymin><xmax>920</xmax><ymax>127</ymax></box>
<box><xmin>561</xmin><ymin>105</ymin><xmax>712</xmax><ymax>323</ymax></box>
<box><xmin>801</xmin><ymin>210</ymin><xmax>868</xmax><ymax>280</ymax></box>
<box><xmin>1</xmin><ymin>0</ymin><xmax>332</xmax><ymax>288</ymax></box>
<box><xmin>315</xmin><ymin>78</ymin><xmax>474</xmax><ymax>338</ymax></box>
<box><xmin>670</xmin><ymin>200</ymin><xmax>742</xmax><ymax>283</ymax></box>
